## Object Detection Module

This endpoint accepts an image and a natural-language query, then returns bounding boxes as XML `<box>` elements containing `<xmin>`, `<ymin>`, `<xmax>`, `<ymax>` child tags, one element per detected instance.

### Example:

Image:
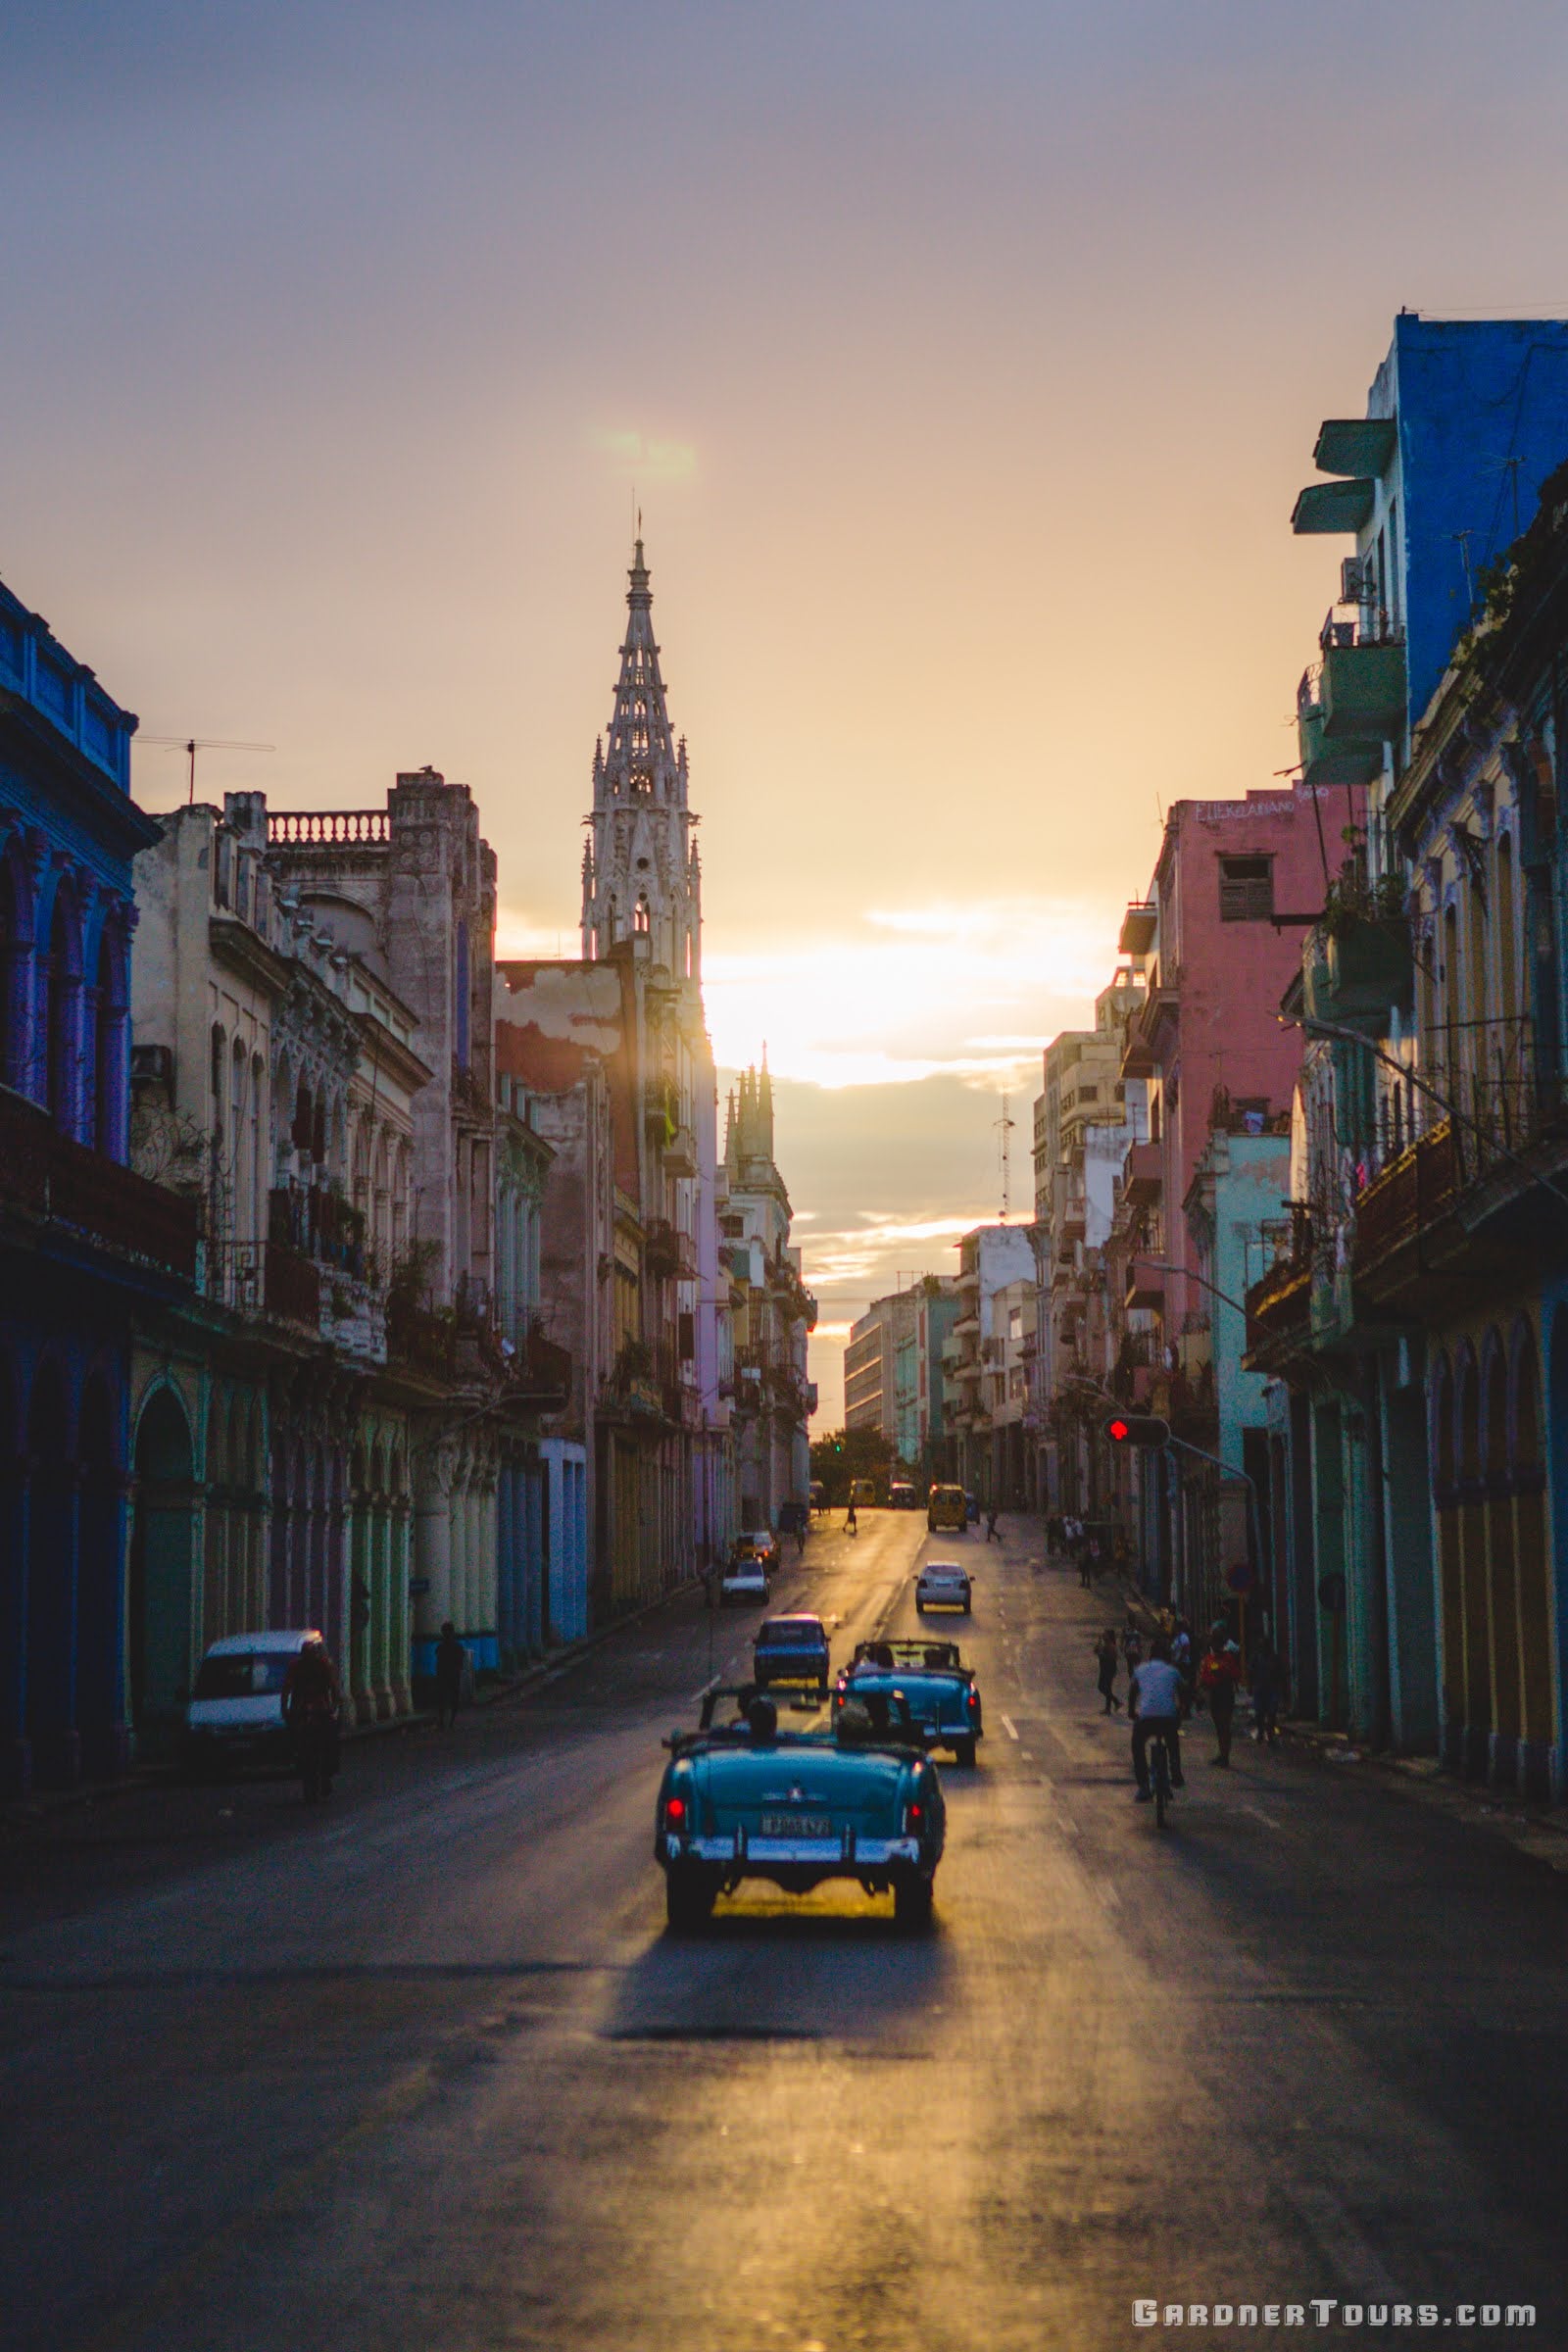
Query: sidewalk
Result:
<box><xmin>1100</xmin><ymin>1562</ymin><xmax>1568</xmax><ymax>1877</ymax></box>
<box><xmin>1</xmin><ymin>1570</ymin><xmax>710</xmax><ymax>1835</ymax></box>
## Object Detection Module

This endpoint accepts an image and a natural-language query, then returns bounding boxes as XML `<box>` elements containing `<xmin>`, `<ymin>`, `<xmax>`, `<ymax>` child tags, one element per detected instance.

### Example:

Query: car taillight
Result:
<box><xmin>967</xmin><ymin>1689</ymin><xmax>979</xmax><ymax>1710</ymax></box>
<box><xmin>665</xmin><ymin>1796</ymin><xmax>686</xmax><ymax>1825</ymax></box>
<box><xmin>908</xmin><ymin>1802</ymin><xmax>922</xmax><ymax>1823</ymax></box>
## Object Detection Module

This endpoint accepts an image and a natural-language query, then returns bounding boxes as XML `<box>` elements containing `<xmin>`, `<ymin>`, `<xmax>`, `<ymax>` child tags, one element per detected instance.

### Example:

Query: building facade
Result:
<box><xmin>0</xmin><ymin>575</ymin><xmax>196</xmax><ymax>1791</ymax></box>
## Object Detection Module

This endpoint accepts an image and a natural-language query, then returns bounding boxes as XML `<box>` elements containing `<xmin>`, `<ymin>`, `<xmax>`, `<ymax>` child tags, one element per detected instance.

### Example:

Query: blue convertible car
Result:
<box><xmin>656</xmin><ymin>1688</ymin><xmax>947</xmax><ymax>1932</ymax></box>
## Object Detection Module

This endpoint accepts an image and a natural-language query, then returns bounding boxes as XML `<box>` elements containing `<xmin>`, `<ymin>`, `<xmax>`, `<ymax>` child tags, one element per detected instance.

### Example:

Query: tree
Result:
<box><xmin>808</xmin><ymin>1425</ymin><xmax>895</xmax><ymax>1505</ymax></box>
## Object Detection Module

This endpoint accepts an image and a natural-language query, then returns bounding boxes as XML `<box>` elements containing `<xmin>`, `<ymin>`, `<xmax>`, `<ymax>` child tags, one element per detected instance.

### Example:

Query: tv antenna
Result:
<box><xmin>141</xmin><ymin>735</ymin><xmax>275</xmax><ymax>805</ymax></box>
<box><xmin>995</xmin><ymin>1089</ymin><xmax>1016</xmax><ymax>1223</ymax></box>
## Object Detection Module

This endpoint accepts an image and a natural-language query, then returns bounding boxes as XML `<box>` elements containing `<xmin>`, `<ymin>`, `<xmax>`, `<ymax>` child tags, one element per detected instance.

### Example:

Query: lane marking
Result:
<box><xmin>1000</xmin><ymin>1714</ymin><xmax>1019</xmax><ymax>1740</ymax></box>
<box><xmin>1242</xmin><ymin>1802</ymin><xmax>1282</xmax><ymax>1830</ymax></box>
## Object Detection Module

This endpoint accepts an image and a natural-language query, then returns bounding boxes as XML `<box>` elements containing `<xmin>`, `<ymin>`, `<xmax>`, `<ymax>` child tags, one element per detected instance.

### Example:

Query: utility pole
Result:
<box><xmin>995</xmin><ymin>1091</ymin><xmax>1015</xmax><ymax>1222</ymax></box>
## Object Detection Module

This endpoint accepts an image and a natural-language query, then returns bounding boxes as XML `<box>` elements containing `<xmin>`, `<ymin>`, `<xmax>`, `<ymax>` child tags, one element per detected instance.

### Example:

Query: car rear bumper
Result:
<box><xmin>664</xmin><ymin>1832</ymin><xmax>923</xmax><ymax>1868</ymax></box>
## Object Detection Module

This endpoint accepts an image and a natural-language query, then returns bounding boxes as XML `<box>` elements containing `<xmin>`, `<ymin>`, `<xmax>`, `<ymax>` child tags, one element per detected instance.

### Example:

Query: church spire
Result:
<box><xmin>580</xmin><ymin>538</ymin><xmax>702</xmax><ymax>979</ymax></box>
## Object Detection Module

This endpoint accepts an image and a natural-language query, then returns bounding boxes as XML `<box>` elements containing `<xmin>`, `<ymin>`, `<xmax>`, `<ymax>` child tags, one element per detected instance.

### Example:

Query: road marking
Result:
<box><xmin>1242</xmin><ymin>1802</ymin><xmax>1282</xmax><ymax>1830</ymax></box>
<box><xmin>1000</xmin><ymin>1714</ymin><xmax>1019</xmax><ymax>1740</ymax></box>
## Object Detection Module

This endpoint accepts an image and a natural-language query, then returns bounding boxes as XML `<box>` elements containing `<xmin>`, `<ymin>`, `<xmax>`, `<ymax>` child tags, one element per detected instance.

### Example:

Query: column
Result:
<box><xmin>391</xmin><ymin>1496</ymin><xmax>414</xmax><ymax>1714</ymax></box>
<box><xmin>412</xmin><ymin>1446</ymin><xmax>452</xmax><ymax>1687</ymax></box>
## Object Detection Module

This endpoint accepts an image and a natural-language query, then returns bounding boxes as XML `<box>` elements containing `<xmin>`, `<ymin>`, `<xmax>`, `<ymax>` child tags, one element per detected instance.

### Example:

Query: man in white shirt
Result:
<box><xmin>1129</xmin><ymin>1635</ymin><xmax>1187</xmax><ymax>1799</ymax></box>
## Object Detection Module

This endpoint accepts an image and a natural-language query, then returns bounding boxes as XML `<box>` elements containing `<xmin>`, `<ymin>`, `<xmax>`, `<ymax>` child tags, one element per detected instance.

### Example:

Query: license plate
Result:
<box><xmin>760</xmin><ymin>1813</ymin><xmax>830</xmax><ymax>1838</ymax></box>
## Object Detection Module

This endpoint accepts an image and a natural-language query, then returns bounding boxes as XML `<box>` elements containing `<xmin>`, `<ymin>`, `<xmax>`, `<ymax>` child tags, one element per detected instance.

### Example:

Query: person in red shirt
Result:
<box><xmin>1198</xmin><ymin>1623</ymin><xmax>1242</xmax><ymax>1766</ymax></box>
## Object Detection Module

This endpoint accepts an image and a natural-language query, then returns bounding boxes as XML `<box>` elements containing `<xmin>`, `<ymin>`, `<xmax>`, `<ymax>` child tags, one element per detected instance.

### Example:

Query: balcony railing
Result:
<box><xmin>0</xmin><ymin>1085</ymin><xmax>197</xmax><ymax>1278</ymax></box>
<box><xmin>269</xmin><ymin>808</ymin><xmax>390</xmax><ymax>845</ymax></box>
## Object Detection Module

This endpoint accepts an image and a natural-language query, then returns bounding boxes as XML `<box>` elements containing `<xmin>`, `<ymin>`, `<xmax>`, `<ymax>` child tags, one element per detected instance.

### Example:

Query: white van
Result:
<box><xmin>182</xmin><ymin>1630</ymin><xmax>320</xmax><ymax>1776</ymax></box>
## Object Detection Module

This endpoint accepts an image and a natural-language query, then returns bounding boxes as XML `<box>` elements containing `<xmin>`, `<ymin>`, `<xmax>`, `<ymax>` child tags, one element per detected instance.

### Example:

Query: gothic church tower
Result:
<box><xmin>580</xmin><ymin>539</ymin><xmax>702</xmax><ymax>983</ymax></box>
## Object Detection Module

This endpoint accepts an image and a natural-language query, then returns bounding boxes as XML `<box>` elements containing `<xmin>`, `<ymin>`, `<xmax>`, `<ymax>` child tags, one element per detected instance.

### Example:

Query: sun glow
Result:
<box><xmin>702</xmin><ymin>896</ymin><xmax>1115</xmax><ymax>1089</ymax></box>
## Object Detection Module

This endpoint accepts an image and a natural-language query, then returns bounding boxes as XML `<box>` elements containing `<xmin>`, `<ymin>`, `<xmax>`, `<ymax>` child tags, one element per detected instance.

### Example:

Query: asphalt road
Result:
<box><xmin>2</xmin><ymin>1513</ymin><xmax>1563</xmax><ymax>2352</ymax></box>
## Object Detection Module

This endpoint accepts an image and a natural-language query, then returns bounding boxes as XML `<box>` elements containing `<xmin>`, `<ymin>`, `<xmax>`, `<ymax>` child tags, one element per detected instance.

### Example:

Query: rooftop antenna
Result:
<box><xmin>995</xmin><ymin>1090</ymin><xmax>1016</xmax><ymax>1223</ymax></box>
<box><xmin>141</xmin><ymin>735</ymin><xmax>274</xmax><ymax>805</ymax></box>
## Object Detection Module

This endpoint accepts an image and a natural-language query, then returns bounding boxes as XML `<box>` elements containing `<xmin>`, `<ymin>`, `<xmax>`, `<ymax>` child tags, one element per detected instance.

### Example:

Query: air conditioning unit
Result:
<box><xmin>1341</xmin><ymin>555</ymin><xmax>1373</xmax><ymax>606</ymax></box>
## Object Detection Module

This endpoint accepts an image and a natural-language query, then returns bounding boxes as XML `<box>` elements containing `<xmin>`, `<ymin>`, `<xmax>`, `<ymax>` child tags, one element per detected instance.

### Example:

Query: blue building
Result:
<box><xmin>0</xmin><ymin>576</ymin><xmax>196</xmax><ymax>1791</ymax></box>
<box><xmin>1254</xmin><ymin>318</ymin><xmax>1568</xmax><ymax>1778</ymax></box>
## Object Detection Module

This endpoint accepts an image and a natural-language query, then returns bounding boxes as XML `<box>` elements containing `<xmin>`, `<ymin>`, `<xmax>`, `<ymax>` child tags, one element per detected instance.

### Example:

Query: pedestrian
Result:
<box><xmin>1122</xmin><ymin>1621</ymin><xmax>1144</xmax><ymax>1680</ymax></box>
<box><xmin>1094</xmin><ymin>1629</ymin><xmax>1122</xmax><ymax>1714</ymax></box>
<box><xmin>985</xmin><ymin>1505</ymin><xmax>1002</xmax><ymax>1544</ymax></box>
<box><xmin>1087</xmin><ymin>1533</ymin><xmax>1102</xmax><ymax>1582</ymax></box>
<box><xmin>434</xmin><ymin>1619</ymin><xmax>467</xmax><ymax>1731</ymax></box>
<box><xmin>1198</xmin><ymin>1622</ymin><xmax>1242</xmax><ymax>1766</ymax></box>
<box><xmin>1047</xmin><ymin>1513</ymin><xmax>1064</xmax><ymax>1557</ymax></box>
<box><xmin>844</xmin><ymin>1496</ymin><xmax>858</xmax><ymax>1538</ymax></box>
<box><xmin>1170</xmin><ymin>1618</ymin><xmax>1193</xmax><ymax>1676</ymax></box>
<box><xmin>1250</xmin><ymin>1634</ymin><xmax>1284</xmax><ymax>1746</ymax></box>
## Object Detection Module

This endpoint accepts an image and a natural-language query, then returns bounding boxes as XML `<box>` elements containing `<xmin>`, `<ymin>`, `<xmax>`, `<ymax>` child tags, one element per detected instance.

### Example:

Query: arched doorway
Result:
<box><xmin>1431</xmin><ymin>1355</ymin><xmax>1462</xmax><ymax>1767</ymax></box>
<box><xmin>1483</xmin><ymin>1335</ymin><xmax>1520</xmax><ymax>1785</ymax></box>
<box><xmin>26</xmin><ymin>1360</ymin><xmax>77</xmax><ymax>1785</ymax></box>
<box><xmin>1455</xmin><ymin>1347</ymin><xmax>1492</xmax><ymax>1775</ymax></box>
<box><xmin>1513</xmin><ymin>1325</ymin><xmax>1553</xmax><ymax>1799</ymax></box>
<box><xmin>128</xmin><ymin>1389</ymin><xmax>195</xmax><ymax>1755</ymax></box>
<box><xmin>76</xmin><ymin>1373</ymin><xmax>126</xmax><ymax>1779</ymax></box>
<box><xmin>1455</xmin><ymin>1347</ymin><xmax>1493</xmax><ymax>1773</ymax></box>
<box><xmin>0</xmin><ymin>1355</ymin><xmax>24</xmax><ymax>1791</ymax></box>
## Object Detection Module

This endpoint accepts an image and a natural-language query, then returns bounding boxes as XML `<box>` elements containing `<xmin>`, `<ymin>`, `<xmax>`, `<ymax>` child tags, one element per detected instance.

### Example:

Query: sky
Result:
<box><xmin>7</xmin><ymin>0</ymin><xmax>1568</xmax><ymax>1426</ymax></box>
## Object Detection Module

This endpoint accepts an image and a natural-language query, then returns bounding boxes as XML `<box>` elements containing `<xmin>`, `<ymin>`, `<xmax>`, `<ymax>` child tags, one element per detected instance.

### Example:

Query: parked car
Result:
<box><xmin>808</xmin><ymin>1480</ymin><xmax>828</xmax><ymax>1513</ymax></box>
<box><xmin>720</xmin><ymin>1555</ymin><xmax>770</xmax><ymax>1604</ymax></box>
<box><xmin>753</xmin><ymin>1613</ymin><xmax>831</xmax><ymax>1698</ymax></box>
<box><xmin>835</xmin><ymin>1638</ymin><xmax>983</xmax><ymax>1767</ymax></box>
<box><xmin>915</xmin><ymin>1560</ymin><xmax>973</xmax><ymax>1615</ymax></box>
<box><xmin>182</xmin><ymin>1630</ymin><xmax>321</xmax><ymax>1776</ymax></box>
<box><xmin>656</xmin><ymin>1685</ymin><xmax>947</xmax><ymax>1931</ymax></box>
<box><xmin>927</xmin><ymin>1482</ymin><xmax>967</xmax><ymax>1534</ymax></box>
<box><xmin>849</xmin><ymin>1478</ymin><xmax>878</xmax><ymax>1510</ymax></box>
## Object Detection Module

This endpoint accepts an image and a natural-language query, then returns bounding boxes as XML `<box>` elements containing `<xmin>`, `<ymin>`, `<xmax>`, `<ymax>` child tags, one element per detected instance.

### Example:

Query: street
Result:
<box><xmin>3</xmin><ymin>1512</ymin><xmax>1563</xmax><ymax>2352</ymax></box>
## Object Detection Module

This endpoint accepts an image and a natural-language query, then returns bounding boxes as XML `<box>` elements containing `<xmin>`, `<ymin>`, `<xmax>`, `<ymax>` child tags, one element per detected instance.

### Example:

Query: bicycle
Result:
<box><xmin>1147</xmin><ymin>1725</ymin><xmax>1175</xmax><ymax>1830</ymax></box>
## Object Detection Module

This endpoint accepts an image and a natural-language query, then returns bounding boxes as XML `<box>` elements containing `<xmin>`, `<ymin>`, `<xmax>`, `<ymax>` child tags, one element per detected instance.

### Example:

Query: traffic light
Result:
<box><xmin>1104</xmin><ymin>1413</ymin><xmax>1169</xmax><ymax>1448</ymax></box>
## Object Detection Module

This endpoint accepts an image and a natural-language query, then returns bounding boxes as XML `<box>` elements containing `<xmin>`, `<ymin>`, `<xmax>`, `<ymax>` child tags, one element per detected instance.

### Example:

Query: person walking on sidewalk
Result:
<box><xmin>1094</xmin><ymin>1629</ymin><xmax>1122</xmax><ymax>1714</ymax></box>
<box><xmin>1199</xmin><ymin>1623</ymin><xmax>1242</xmax><ymax>1766</ymax></box>
<box><xmin>1250</xmin><ymin>1634</ymin><xmax>1284</xmax><ymax>1746</ymax></box>
<box><xmin>434</xmin><ymin>1621</ymin><xmax>467</xmax><ymax>1731</ymax></box>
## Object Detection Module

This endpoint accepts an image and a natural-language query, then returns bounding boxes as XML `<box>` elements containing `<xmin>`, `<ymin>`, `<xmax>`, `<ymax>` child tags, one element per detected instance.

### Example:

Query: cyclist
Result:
<box><xmin>1128</xmin><ymin>1633</ymin><xmax>1187</xmax><ymax>1802</ymax></box>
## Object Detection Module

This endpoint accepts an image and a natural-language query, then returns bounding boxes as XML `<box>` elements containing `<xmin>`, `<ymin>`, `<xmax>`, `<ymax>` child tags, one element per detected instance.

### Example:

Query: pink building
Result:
<box><xmin>1118</xmin><ymin>781</ymin><xmax>1360</xmax><ymax>1341</ymax></box>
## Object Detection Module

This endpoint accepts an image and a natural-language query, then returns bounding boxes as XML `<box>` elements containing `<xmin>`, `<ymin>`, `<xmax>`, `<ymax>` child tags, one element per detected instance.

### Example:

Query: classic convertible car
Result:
<box><xmin>833</xmin><ymin>1639</ymin><xmax>983</xmax><ymax>1767</ymax></box>
<box><xmin>655</xmin><ymin>1688</ymin><xmax>947</xmax><ymax>1932</ymax></box>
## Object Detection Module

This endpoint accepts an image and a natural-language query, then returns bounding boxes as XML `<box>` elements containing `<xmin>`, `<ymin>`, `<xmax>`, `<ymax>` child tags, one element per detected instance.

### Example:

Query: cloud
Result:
<box><xmin>703</xmin><ymin>891</ymin><xmax>1121</xmax><ymax>1088</ymax></box>
<box><xmin>591</xmin><ymin>425</ymin><xmax>698</xmax><ymax>482</ymax></box>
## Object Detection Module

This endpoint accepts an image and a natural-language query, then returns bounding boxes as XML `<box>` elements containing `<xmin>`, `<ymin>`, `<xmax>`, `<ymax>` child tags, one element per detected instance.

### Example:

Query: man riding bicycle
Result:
<box><xmin>1128</xmin><ymin>1632</ymin><xmax>1187</xmax><ymax>1802</ymax></box>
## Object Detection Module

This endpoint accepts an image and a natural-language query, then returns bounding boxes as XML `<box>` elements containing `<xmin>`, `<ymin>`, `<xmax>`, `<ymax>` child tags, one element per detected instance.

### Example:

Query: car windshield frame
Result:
<box><xmin>756</xmin><ymin>1618</ymin><xmax>826</xmax><ymax>1645</ymax></box>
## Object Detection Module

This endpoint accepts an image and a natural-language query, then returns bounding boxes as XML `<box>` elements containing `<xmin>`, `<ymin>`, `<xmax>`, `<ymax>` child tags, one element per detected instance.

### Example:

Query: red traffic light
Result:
<box><xmin>1104</xmin><ymin>1413</ymin><xmax>1170</xmax><ymax>1448</ymax></box>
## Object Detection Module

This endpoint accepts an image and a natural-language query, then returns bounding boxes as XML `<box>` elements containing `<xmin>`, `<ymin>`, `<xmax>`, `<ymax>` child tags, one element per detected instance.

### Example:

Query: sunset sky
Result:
<box><xmin>7</xmin><ymin>1</ymin><xmax>1568</xmax><ymax>1422</ymax></box>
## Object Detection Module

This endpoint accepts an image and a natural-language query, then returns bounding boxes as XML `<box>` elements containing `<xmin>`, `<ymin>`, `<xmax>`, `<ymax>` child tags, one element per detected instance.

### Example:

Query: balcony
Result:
<box><xmin>1319</xmin><ymin>630</ymin><xmax>1406</xmax><ymax>743</ymax></box>
<box><xmin>645</xmin><ymin>1217</ymin><xmax>696</xmax><ymax>1282</ymax></box>
<box><xmin>1125</xmin><ymin>1256</ymin><xmax>1166</xmax><ymax>1311</ymax></box>
<box><xmin>662</xmin><ymin>1124</ymin><xmax>698</xmax><ymax>1179</ymax></box>
<box><xmin>264</xmin><ymin>1242</ymin><xmax>322</xmax><ymax>1328</ymax></box>
<box><xmin>1298</xmin><ymin>667</ymin><xmax>1381</xmax><ymax>790</ymax></box>
<box><xmin>1351</xmin><ymin>1121</ymin><xmax>1460</xmax><ymax>1283</ymax></box>
<box><xmin>1122</xmin><ymin>1140</ymin><xmax>1161</xmax><ymax>1207</ymax></box>
<box><xmin>1312</xmin><ymin>417</ymin><xmax>1396</xmax><ymax>478</ymax></box>
<box><xmin>1291</xmin><ymin>478</ymin><xmax>1375</xmax><ymax>535</ymax></box>
<box><xmin>1304</xmin><ymin>911</ymin><xmax>1415</xmax><ymax>1030</ymax></box>
<box><xmin>0</xmin><ymin>1085</ymin><xmax>197</xmax><ymax>1280</ymax></box>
